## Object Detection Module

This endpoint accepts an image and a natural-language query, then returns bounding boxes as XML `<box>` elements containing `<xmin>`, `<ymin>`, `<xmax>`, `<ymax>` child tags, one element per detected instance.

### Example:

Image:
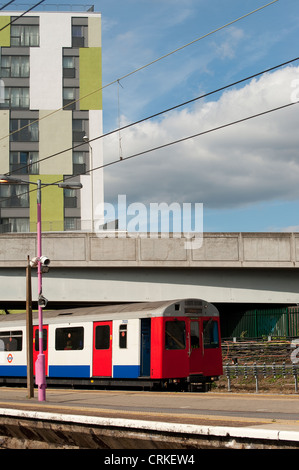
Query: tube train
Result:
<box><xmin>0</xmin><ymin>298</ymin><xmax>223</xmax><ymax>391</ymax></box>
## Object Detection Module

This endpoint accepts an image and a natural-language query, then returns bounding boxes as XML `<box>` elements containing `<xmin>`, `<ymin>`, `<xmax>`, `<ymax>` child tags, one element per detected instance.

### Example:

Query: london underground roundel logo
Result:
<box><xmin>7</xmin><ymin>354</ymin><xmax>13</xmax><ymax>363</ymax></box>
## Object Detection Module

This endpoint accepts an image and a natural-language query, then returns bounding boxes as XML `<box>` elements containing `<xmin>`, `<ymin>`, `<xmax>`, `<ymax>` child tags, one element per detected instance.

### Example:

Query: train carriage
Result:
<box><xmin>0</xmin><ymin>299</ymin><xmax>223</xmax><ymax>391</ymax></box>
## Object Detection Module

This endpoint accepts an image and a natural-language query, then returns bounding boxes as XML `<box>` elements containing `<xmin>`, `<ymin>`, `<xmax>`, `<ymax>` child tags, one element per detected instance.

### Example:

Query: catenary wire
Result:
<box><xmin>63</xmin><ymin>101</ymin><xmax>299</xmax><ymax>179</ymax></box>
<box><xmin>108</xmin><ymin>0</ymin><xmax>279</xmax><ymax>83</ymax></box>
<box><xmin>6</xmin><ymin>55</ymin><xmax>299</xmax><ymax>176</ymax></box>
<box><xmin>0</xmin><ymin>0</ymin><xmax>279</xmax><ymax>143</ymax></box>
<box><xmin>0</xmin><ymin>1</ymin><xmax>16</xmax><ymax>11</ymax></box>
<box><xmin>1</xmin><ymin>100</ymin><xmax>298</xmax><ymax>205</ymax></box>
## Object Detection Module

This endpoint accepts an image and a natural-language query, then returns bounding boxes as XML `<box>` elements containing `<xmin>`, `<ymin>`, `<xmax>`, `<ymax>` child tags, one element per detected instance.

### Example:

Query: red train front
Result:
<box><xmin>149</xmin><ymin>299</ymin><xmax>223</xmax><ymax>390</ymax></box>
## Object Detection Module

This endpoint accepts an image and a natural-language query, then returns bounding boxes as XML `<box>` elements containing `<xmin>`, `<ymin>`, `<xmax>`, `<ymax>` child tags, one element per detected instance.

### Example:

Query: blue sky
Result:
<box><xmin>52</xmin><ymin>1</ymin><xmax>299</xmax><ymax>232</ymax></box>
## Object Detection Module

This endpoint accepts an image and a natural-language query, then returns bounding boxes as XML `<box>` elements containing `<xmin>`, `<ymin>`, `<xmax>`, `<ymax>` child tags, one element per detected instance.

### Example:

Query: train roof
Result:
<box><xmin>0</xmin><ymin>298</ymin><xmax>219</xmax><ymax>327</ymax></box>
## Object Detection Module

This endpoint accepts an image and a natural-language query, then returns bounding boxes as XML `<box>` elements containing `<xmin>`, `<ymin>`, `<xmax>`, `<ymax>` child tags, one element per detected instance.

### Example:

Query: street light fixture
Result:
<box><xmin>0</xmin><ymin>175</ymin><xmax>82</xmax><ymax>401</ymax></box>
<box><xmin>0</xmin><ymin>175</ymin><xmax>25</xmax><ymax>184</ymax></box>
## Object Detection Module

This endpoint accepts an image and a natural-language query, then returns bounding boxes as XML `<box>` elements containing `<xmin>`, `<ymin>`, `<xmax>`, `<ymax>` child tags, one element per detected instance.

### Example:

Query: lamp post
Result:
<box><xmin>0</xmin><ymin>175</ymin><xmax>82</xmax><ymax>401</ymax></box>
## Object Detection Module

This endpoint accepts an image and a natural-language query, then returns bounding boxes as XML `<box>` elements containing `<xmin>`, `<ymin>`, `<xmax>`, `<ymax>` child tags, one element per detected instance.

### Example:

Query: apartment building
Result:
<box><xmin>0</xmin><ymin>8</ymin><xmax>103</xmax><ymax>232</ymax></box>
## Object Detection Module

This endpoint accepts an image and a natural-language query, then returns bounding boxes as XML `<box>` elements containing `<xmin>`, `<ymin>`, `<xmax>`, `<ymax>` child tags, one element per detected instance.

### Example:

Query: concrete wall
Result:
<box><xmin>0</xmin><ymin>232</ymin><xmax>298</xmax><ymax>268</ymax></box>
<box><xmin>1</xmin><ymin>232</ymin><xmax>299</xmax><ymax>305</ymax></box>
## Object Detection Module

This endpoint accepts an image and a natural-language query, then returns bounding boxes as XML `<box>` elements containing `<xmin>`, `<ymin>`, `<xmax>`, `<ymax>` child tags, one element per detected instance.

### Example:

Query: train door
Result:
<box><xmin>188</xmin><ymin>320</ymin><xmax>204</xmax><ymax>375</ymax></box>
<box><xmin>33</xmin><ymin>325</ymin><xmax>48</xmax><ymax>377</ymax></box>
<box><xmin>201</xmin><ymin>317</ymin><xmax>222</xmax><ymax>376</ymax></box>
<box><xmin>93</xmin><ymin>321</ymin><xmax>112</xmax><ymax>376</ymax></box>
<box><xmin>140</xmin><ymin>318</ymin><xmax>151</xmax><ymax>376</ymax></box>
<box><xmin>164</xmin><ymin>318</ymin><xmax>189</xmax><ymax>378</ymax></box>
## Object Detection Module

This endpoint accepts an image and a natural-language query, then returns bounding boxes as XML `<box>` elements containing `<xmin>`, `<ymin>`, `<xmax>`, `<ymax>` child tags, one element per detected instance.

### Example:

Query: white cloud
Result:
<box><xmin>211</xmin><ymin>26</ymin><xmax>245</xmax><ymax>60</ymax></box>
<box><xmin>281</xmin><ymin>226</ymin><xmax>299</xmax><ymax>232</ymax></box>
<box><xmin>103</xmin><ymin>65</ymin><xmax>299</xmax><ymax>210</ymax></box>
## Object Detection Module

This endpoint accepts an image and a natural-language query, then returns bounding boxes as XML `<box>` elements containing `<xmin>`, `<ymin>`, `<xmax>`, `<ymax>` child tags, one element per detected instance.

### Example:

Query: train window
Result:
<box><xmin>34</xmin><ymin>329</ymin><xmax>47</xmax><ymax>352</ymax></box>
<box><xmin>0</xmin><ymin>330</ymin><xmax>22</xmax><ymax>351</ymax></box>
<box><xmin>165</xmin><ymin>321</ymin><xmax>186</xmax><ymax>350</ymax></box>
<box><xmin>190</xmin><ymin>321</ymin><xmax>200</xmax><ymax>349</ymax></box>
<box><xmin>119</xmin><ymin>324</ymin><xmax>127</xmax><ymax>349</ymax></box>
<box><xmin>55</xmin><ymin>327</ymin><xmax>84</xmax><ymax>350</ymax></box>
<box><xmin>95</xmin><ymin>325</ymin><xmax>110</xmax><ymax>350</ymax></box>
<box><xmin>203</xmin><ymin>320</ymin><xmax>219</xmax><ymax>348</ymax></box>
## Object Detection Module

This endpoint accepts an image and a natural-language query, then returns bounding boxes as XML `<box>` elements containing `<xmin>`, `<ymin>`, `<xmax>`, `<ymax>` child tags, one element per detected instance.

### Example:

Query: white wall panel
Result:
<box><xmin>80</xmin><ymin>110</ymin><xmax>104</xmax><ymax>231</ymax></box>
<box><xmin>30</xmin><ymin>13</ymin><xmax>72</xmax><ymax>110</ymax></box>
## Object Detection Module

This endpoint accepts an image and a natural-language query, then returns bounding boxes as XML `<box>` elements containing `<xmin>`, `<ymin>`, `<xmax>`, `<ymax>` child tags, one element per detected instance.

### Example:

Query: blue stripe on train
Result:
<box><xmin>49</xmin><ymin>365</ymin><xmax>90</xmax><ymax>378</ymax></box>
<box><xmin>0</xmin><ymin>365</ymin><xmax>27</xmax><ymax>376</ymax></box>
<box><xmin>113</xmin><ymin>365</ymin><xmax>140</xmax><ymax>378</ymax></box>
<box><xmin>0</xmin><ymin>365</ymin><xmax>140</xmax><ymax>379</ymax></box>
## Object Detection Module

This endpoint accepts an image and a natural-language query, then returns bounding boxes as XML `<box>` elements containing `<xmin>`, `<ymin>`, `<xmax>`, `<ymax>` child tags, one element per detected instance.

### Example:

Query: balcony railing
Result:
<box><xmin>4</xmin><ymin>4</ymin><xmax>95</xmax><ymax>12</ymax></box>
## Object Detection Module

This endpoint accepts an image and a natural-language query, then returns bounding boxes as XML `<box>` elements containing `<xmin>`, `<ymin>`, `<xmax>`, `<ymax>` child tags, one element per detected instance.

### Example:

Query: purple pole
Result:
<box><xmin>36</xmin><ymin>179</ymin><xmax>46</xmax><ymax>401</ymax></box>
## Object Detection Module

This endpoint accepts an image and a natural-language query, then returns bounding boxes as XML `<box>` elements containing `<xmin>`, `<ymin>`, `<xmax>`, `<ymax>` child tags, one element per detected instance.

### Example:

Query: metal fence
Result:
<box><xmin>221</xmin><ymin>307</ymin><xmax>299</xmax><ymax>339</ymax></box>
<box><xmin>224</xmin><ymin>362</ymin><xmax>299</xmax><ymax>393</ymax></box>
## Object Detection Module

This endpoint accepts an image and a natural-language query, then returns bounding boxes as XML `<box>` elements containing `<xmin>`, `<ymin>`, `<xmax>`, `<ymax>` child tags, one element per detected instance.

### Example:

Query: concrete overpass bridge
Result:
<box><xmin>0</xmin><ymin>232</ymin><xmax>299</xmax><ymax>312</ymax></box>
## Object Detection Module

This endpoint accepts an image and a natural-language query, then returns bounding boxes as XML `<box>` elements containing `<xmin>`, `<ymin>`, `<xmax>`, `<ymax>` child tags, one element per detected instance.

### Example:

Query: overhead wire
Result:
<box><xmin>0</xmin><ymin>0</ymin><xmax>279</xmax><ymax>144</ymax></box>
<box><xmin>1</xmin><ymin>99</ymin><xmax>298</xmax><ymax>206</ymax></box>
<box><xmin>109</xmin><ymin>0</ymin><xmax>279</xmax><ymax>83</ymax></box>
<box><xmin>0</xmin><ymin>1</ymin><xmax>16</xmax><ymax>11</ymax></box>
<box><xmin>99</xmin><ymin>101</ymin><xmax>299</xmax><ymax>172</ymax></box>
<box><xmin>5</xmin><ymin>55</ymin><xmax>299</xmax><ymax>176</ymax></box>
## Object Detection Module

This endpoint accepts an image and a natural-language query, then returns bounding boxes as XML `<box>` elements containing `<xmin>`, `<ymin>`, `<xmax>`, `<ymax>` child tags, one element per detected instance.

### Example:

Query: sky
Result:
<box><xmin>46</xmin><ymin>1</ymin><xmax>299</xmax><ymax>232</ymax></box>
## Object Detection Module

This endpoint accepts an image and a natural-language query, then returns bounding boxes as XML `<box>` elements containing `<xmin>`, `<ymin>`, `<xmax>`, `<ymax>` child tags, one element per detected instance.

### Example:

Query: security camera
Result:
<box><xmin>38</xmin><ymin>294</ymin><xmax>48</xmax><ymax>308</ymax></box>
<box><xmin>40</xmin><ymin>256</ymin><xmax>50</xmax><ymax>266</ymax></box>
<box><xmin>30</xmin><ymin>257</ymin><xmax>39</xmax><ymax>268</ymax></box>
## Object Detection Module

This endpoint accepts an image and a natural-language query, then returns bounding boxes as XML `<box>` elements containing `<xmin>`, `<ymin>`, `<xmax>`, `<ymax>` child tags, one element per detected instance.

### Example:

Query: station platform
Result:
<box><xmin>0</xmin><ymin>387</ymin><xmax>299</xmax><ymax>449</ymax></box>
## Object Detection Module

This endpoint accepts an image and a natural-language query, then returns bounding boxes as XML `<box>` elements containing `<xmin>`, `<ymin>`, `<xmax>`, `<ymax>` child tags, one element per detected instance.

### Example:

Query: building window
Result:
<box><xmin>72</xmin><ymin>25</ymin><xmax>85</xmax><ymax>47</ymax></box>
<box><xmin>0</xmin><ymin>183</ymin><xmax>29</xmax><ymax>207</ymax></box>
<box><xmin>0</xmin><ymin>330</ymin><xmax>23</xmax><ymax>351</ymax></box>
<box><xmin>73</xmin><ymin>151</ymin><xmax>86</xmax><ymax>175</ymax></box>
<box><xmin>72</xmin><ymin>119</ymin><xmax>88</xmax><ymax>142</ymax></box>
<box><xmin>1</xmin><ymin>56</ymin><xmax>29</xmax><ymax>78</ymax></box>
<box><xmin>63</xmin><ymin>56</ymin><xmax>76</xmax><ymax>78</ymax></box>
<box><xmin>10</xmin><ymin>151</ymin><xmax>39</xmax><ymax>174</ymax></box>
<box><xmin>10</xmin><ymin>25</ymin><xmax>39</xmax><ymax>47</ymax></box>
<box><xmin>63</xmin><ymin>87</ymin><xmax>76</xmax><ymax>110</ymax></box>
<box><xmin>10</xmin><ymin>119</ymin><xmax>38</xmax><ymax>142</ymax></box>
<box><xmin>0</xmin><ymin>218</ymin><xmax>29</xmax><ymax>233</ymax></box>
<box><xmin>0</xmin><ymin>88</ymin><xmax>29</xmax><ymax>108</ymax></box>
<box><xmin>64</xmin><ymin>217</ymin><xmax>80</xmax><ymax>231</ymax></box>
<box><xmin>64</xmin><ymin>188</ymin><xmax>77</xmax><ymax>208</ymax></box>
<box><xmin>55</xmin><ymin>327</ymin><xmax>84</xmax><ymax>351</ymax></box>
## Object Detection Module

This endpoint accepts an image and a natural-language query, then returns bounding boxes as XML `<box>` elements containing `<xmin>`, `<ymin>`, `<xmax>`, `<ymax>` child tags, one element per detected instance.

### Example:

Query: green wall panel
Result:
<box><xmin>79</xmin><ymin>47</ymin><xmax>102</xmax><ymax>110</ymax></box>
<box><xmin>29</xmin><ymin>175</ymin><xmax>64</xmax><ymax>232</ymax></box>
<box><xmin>0</xmin><ymin>16</ymin><xmax>10</xmax><ymax>47</ymax></box>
